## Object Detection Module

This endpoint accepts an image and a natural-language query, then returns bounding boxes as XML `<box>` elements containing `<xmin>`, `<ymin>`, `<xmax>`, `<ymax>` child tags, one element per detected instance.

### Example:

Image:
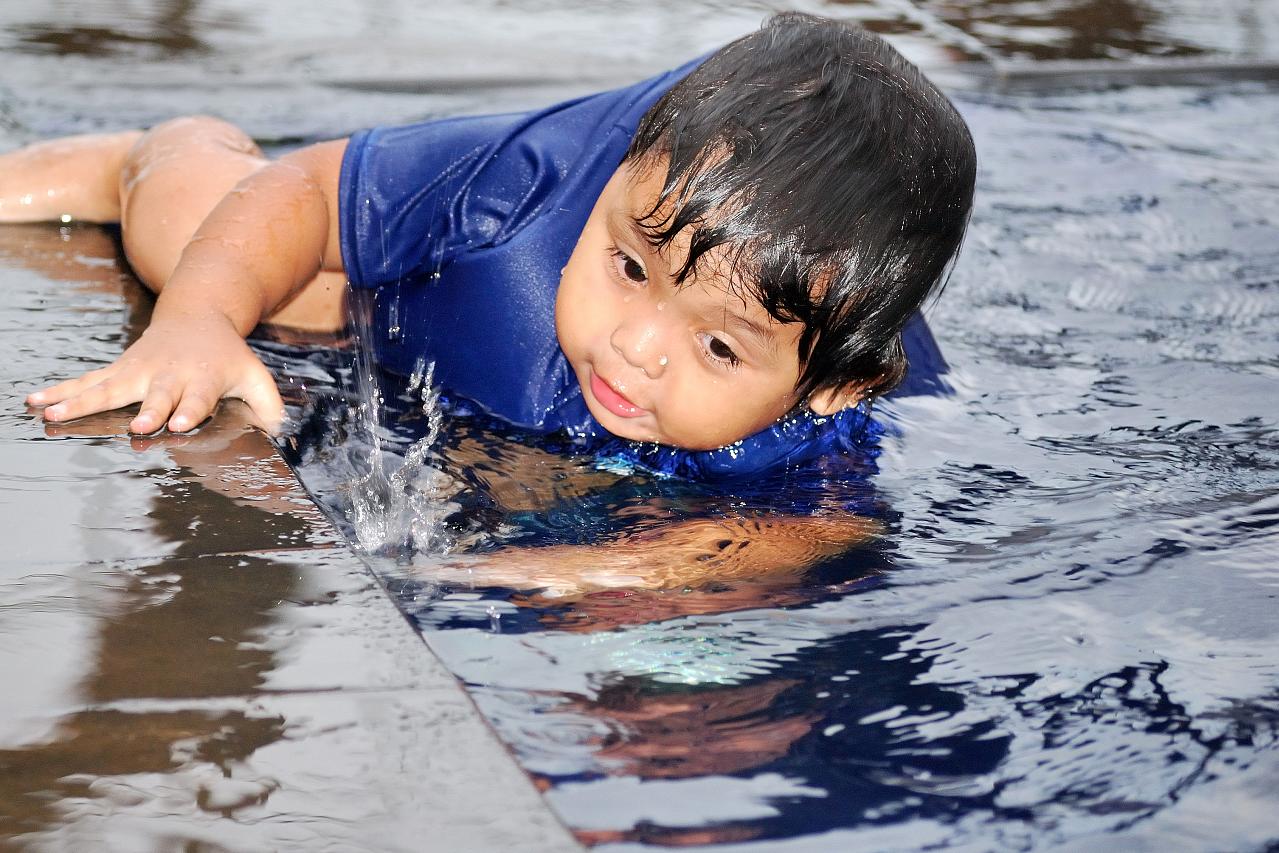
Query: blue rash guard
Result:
<box><xmin>338</xmin><ymin>59</ymin><xmax>948</xmax><ymax>481</ymax></box>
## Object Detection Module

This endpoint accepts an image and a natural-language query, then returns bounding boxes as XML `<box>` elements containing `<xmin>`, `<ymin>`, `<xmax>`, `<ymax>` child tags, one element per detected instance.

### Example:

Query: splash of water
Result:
<box><xmin>343</xmin><ymin>351</ymin><xmax>451</xmax><ymax>559</ymax></box>
<box><xmin>280</xmin><ymin>283</ymin><xmax>455</xmax><ymax>562</ymax></box>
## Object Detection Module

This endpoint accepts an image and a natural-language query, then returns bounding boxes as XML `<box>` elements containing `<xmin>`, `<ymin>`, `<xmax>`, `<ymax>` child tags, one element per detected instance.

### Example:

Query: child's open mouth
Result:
<box><xmin>589</xmin><ymin>370</ymin><xmax>647</xmax><ymax>418</ymax></box>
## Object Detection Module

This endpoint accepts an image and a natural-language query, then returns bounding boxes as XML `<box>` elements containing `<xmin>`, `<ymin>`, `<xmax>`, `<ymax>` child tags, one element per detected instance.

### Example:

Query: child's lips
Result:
<box><xmin>589</xmin><ymin>370</ymin><xmax>648</xmax><ymax>418</ymax></box>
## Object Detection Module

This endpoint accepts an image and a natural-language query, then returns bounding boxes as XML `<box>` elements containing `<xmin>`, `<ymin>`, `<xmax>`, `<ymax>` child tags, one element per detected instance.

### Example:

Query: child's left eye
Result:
<box><xmin>698</xmin><ymin>332</ymin><xmax>740</xmax><ymax>368</ymax></box>
<box><xmin>611</xmin><ymin>249</ymin><xmax>647</xmax><ymax>285</ymax></box>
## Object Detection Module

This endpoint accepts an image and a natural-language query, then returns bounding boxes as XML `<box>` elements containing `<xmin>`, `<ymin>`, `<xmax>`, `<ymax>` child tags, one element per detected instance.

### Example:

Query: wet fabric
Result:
<box><xmin>338</xmin><ymin>59</ymin><xmax>947</xmax><ymax>480</ymax></box>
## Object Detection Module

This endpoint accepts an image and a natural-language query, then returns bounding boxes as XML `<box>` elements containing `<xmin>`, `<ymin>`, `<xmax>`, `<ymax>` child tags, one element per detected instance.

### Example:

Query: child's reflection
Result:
<box><xmin>44</xmin><ymin>409</ymin><xmax>319</xmax><ymax>523</ymax></box>
<box><xmin>423</xmin><ymin>430</ymin><xmax>883</xmax><ymax>614</ymax></box>
<box><xmin>0</xmin><ymin>222</ymin><xmax>130</xmax><ymax>291</ymax></box>
<box><xmin>582</xmin><ymin>675</ymin><xmax>818</xmax><ymax>779</ymax></box>
<box><xmin>0</xmin><ymin>547</ymin><xmax>299</xmax><ymax>833</ymax></box>
<box><xmin>563</xmin><ymin>677</ymin><xmax>819</xmax><ymax>846</ymax></box>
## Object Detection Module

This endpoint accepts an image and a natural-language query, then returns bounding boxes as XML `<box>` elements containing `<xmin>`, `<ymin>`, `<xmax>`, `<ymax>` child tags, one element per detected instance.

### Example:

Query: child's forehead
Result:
<box><xmin>607</xmin><ymin>206</ymin><xmax>761</xmax><ymax>306</ymax></box>
<box><xmin>611</xmin><ymin>161</ymin><xmax>756</xmax><ymax>294</ymax></box>
<box><xmin>616</xmin><ymin>155</ymin><xmax>672</xmax><ymax>218</ymax></box>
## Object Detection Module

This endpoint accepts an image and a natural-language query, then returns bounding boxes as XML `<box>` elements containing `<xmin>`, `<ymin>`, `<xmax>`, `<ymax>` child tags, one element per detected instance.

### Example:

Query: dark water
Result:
<box><xmin>270</xmin><ymin>79</ymin><xmax>1279</xmax><ymax>850</ymax></box>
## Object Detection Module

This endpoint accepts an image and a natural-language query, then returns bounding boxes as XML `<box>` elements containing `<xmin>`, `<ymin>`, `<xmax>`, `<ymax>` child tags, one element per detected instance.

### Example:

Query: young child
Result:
<box><xmin>10</xmin><ymin>12</ymin><xmax>974</xmax><ymax>485</ymax></box>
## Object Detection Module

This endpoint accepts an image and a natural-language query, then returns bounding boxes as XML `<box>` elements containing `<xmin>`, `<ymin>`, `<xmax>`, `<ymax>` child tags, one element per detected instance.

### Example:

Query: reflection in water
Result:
<box><xmin>0</xmin><ymin>546</ymin><xmax>300</xmax><ymax>837</ymax></box>
<box><xmin>289</xmin><ymin>76</ymin><xmax>1279</xmax><ymax>848</ymax></box>
<box><xmin>917</xmin><ymin>0</ymin><xmax>1279</xmax><ymax>60</ymax></box>
<box><xmin>0</xmin><ymin>225</ymin><xmax>322</xmax><ymax>839</ymax></box>
<box><xmin>9</xmin><ymin>0</ymin><xmax>239</xmax><ymax>59</ymax></box>
<box><xmin>922</xmin><ymin>0</ymin><xmax>1166</xmax><ymax>59</ymax></box>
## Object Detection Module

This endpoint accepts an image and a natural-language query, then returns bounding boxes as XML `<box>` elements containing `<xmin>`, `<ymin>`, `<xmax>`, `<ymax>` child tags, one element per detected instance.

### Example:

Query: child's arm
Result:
<box><xmin>27</xmin><ymin>139</ymin><xmax>348</xmax><ymax>434</ymax></box>
<box><xmin>423</xmin><ymin>514</ymin><xmax>879</xmax><ymax>599</ymax></box>
<box><xmin>437</xmin><ymin>438</ymin><xmax>878</xmax><ymax>602</ymax></box>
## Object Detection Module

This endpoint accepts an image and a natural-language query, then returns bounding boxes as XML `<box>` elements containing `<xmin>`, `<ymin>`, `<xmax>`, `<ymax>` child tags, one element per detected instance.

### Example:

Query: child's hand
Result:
<box><xmin>26</xmin><ymin>314</ymin><xmax>284</xmax><ymax>434</ymax></box>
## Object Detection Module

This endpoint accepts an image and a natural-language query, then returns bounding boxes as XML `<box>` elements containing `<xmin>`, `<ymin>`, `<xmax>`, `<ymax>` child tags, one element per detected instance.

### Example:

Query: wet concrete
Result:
<box><xmin>0</xmin><ymin>224</ymin><xmax>578</xmax><ymax>849</ymax></box>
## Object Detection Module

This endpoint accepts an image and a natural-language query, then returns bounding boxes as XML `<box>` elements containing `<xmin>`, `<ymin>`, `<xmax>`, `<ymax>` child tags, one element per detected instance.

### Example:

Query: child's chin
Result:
<box><xmin>598</xmin><ymin>419</ymin><xmax>724</xmax><ymax>452</ymax></box>
<box><xmin>598</xmin><ymin>420</ymin><xmax>658</xmax><ymax>444</ymax></box>
<box><xmin>588</xmin><ymin>408</ymin><xmax>662</xmax><ymax>445</ymax></box>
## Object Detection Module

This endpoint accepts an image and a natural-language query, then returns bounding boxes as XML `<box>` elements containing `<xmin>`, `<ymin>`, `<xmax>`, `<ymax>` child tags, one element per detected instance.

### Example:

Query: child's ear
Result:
<box><xmin>806</xmin><ymin>381</ymin><xmax>877</xmax><ymax>415</ymax></box>
<box><xmin>807</xmin><ymin>386</ymin><xmax>857</xmax><ymax>416</ymax></box>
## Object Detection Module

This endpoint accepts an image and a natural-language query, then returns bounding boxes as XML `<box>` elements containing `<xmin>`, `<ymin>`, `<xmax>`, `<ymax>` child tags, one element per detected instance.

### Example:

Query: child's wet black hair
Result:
<box><xmin>625</xmin><ymin>11</ymin><xmax>976</xmax><ymax>401</ymax></box>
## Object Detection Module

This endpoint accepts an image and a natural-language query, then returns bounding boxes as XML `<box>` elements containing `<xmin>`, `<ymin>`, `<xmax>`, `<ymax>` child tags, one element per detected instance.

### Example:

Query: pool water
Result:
<box><xmin>3</xmin><ymin>0</ymin><xmax>1278</xmax><ymax>849</ymax></box>
<box><xmin>270</xmin><ymin>76</ymin><xmax>1279</xmax><ymax>849</ymax></box>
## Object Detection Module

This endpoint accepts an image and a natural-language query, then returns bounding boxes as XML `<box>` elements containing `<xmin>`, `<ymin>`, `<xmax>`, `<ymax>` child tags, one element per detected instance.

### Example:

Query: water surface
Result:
<box><xmin>274</xmin><ymin>76</ymin><xmax>1279</xmax><ymax>849</ymax></box>
<box><xmin>3</xmin><ymin>1</ymin><xmax>1278</xmax><ymax>850</ymax></box>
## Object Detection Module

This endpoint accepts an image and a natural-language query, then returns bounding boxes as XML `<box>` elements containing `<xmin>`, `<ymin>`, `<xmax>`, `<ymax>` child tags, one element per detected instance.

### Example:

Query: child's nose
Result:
<box><xmin>611</xmin><ymin>313</ymin><xmax>668</xmax><ymax>379</ymax></box>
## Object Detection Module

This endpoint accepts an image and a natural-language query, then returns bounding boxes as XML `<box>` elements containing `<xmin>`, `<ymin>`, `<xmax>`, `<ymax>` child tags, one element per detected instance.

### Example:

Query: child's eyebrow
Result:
<box><xmin>612</xmin><ymin>211</ymin><xmax>657</xmax><ymax>253</ymax></box>
<box><xmin>714</xmin><ymin>302</ymin><xmax>781</xmax><ymax>354</ymax></box>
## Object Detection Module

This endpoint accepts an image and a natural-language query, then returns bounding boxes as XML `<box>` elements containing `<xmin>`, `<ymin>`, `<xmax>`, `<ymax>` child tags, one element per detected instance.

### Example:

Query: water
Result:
<box><xmin>260</xmin><ymin>77</ymin><xmax>1279</xmax><ymax>849</ymax></box>
<box><xmin>0</xmin><ymin>224</ymin><xmax>575</xmax><ymax>849</ymax></box>
<box><xmin>3</xmin><ymin>1</ymin><xmax>1279</xmax><ymax>849</ymax></box>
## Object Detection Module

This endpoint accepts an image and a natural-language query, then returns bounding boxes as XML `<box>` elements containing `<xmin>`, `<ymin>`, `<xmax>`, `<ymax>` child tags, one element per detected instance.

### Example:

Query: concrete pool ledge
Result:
<box><xmin>0</xmin><ymin>224</ymin><xmax>579</xmax><ymax>850</ymax></box>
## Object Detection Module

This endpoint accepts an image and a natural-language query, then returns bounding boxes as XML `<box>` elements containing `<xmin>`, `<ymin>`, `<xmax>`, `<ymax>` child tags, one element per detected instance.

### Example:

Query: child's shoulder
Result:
<box><xmin>339</xmin><ymin>57</ymin><xmax>705</xmax><ymax>290</ymax></box>
<box><xmin>345</xmin><ymin>55</ymin><xmax>706</xmax><ymax>198</ymax></box>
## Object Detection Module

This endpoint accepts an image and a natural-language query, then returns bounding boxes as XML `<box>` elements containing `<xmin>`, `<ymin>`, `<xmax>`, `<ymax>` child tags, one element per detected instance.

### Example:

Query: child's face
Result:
<box><xmin>556</xmin><ymin>159</ymin><xmax>810</xmax><ymax>450</ymax></box>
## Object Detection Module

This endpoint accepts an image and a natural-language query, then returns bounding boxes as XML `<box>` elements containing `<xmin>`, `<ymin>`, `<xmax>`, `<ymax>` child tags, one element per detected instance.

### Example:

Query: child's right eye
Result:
<box><xmin>611</xmin><ymin>248</ymin><xmax>647</xmax><ymax>285</ymax></box>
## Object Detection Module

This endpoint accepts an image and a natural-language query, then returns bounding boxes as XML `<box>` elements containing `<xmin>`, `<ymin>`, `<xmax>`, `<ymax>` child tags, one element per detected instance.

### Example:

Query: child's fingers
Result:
<box><xmin>42</xmin><ymin>374</ymin><xmax>143</xmax><ymax>423</ymax></box>
<box><xmin>233</xmin><ymin>362</ymin><xmax>286</xmax><ymax>434</ymax></box>
<box><xmin>167</xmin><ymin>377</ymin><xmax>222</xmax><ymax>433</ymax></box>
<box><xmin>130</xmin><ymin>375</ymin><xmax>182</xmax><ymax>434</ymax></box>
<box><xmin>27</xmin><ymin>368</ymin><xmax>110</xmax><ymax>407</ymax></box>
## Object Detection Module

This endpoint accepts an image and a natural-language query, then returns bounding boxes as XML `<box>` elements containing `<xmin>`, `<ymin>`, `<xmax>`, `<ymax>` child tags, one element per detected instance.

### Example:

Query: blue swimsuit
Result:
<box><xmin>338</xmin><ymin>60</ymin><xmax>947</xmax><ymax>480</ymax></box>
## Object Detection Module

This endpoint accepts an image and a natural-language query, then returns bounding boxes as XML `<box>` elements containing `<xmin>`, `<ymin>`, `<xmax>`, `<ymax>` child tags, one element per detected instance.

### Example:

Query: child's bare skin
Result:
<box><xmin>0</xmin><ymin>131</ymin><xmax>141</xmax><ymax>224</ymax></box>
<box><xmin>10</xmin><ymin>118</ymin><xmax>347</xmax><ymax>434</ymax></box>
<box><xmin>11</xmin><ymin>118</ymin><xmax>856</xmax><ymax>441</ymax></box>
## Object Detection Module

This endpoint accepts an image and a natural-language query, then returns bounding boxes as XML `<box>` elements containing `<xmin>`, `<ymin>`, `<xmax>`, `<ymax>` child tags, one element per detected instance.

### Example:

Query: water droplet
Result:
<box><xmin>386</xmin><ymin>282</ymin><xmax>403</xmax><ymax>341</ymax></box>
